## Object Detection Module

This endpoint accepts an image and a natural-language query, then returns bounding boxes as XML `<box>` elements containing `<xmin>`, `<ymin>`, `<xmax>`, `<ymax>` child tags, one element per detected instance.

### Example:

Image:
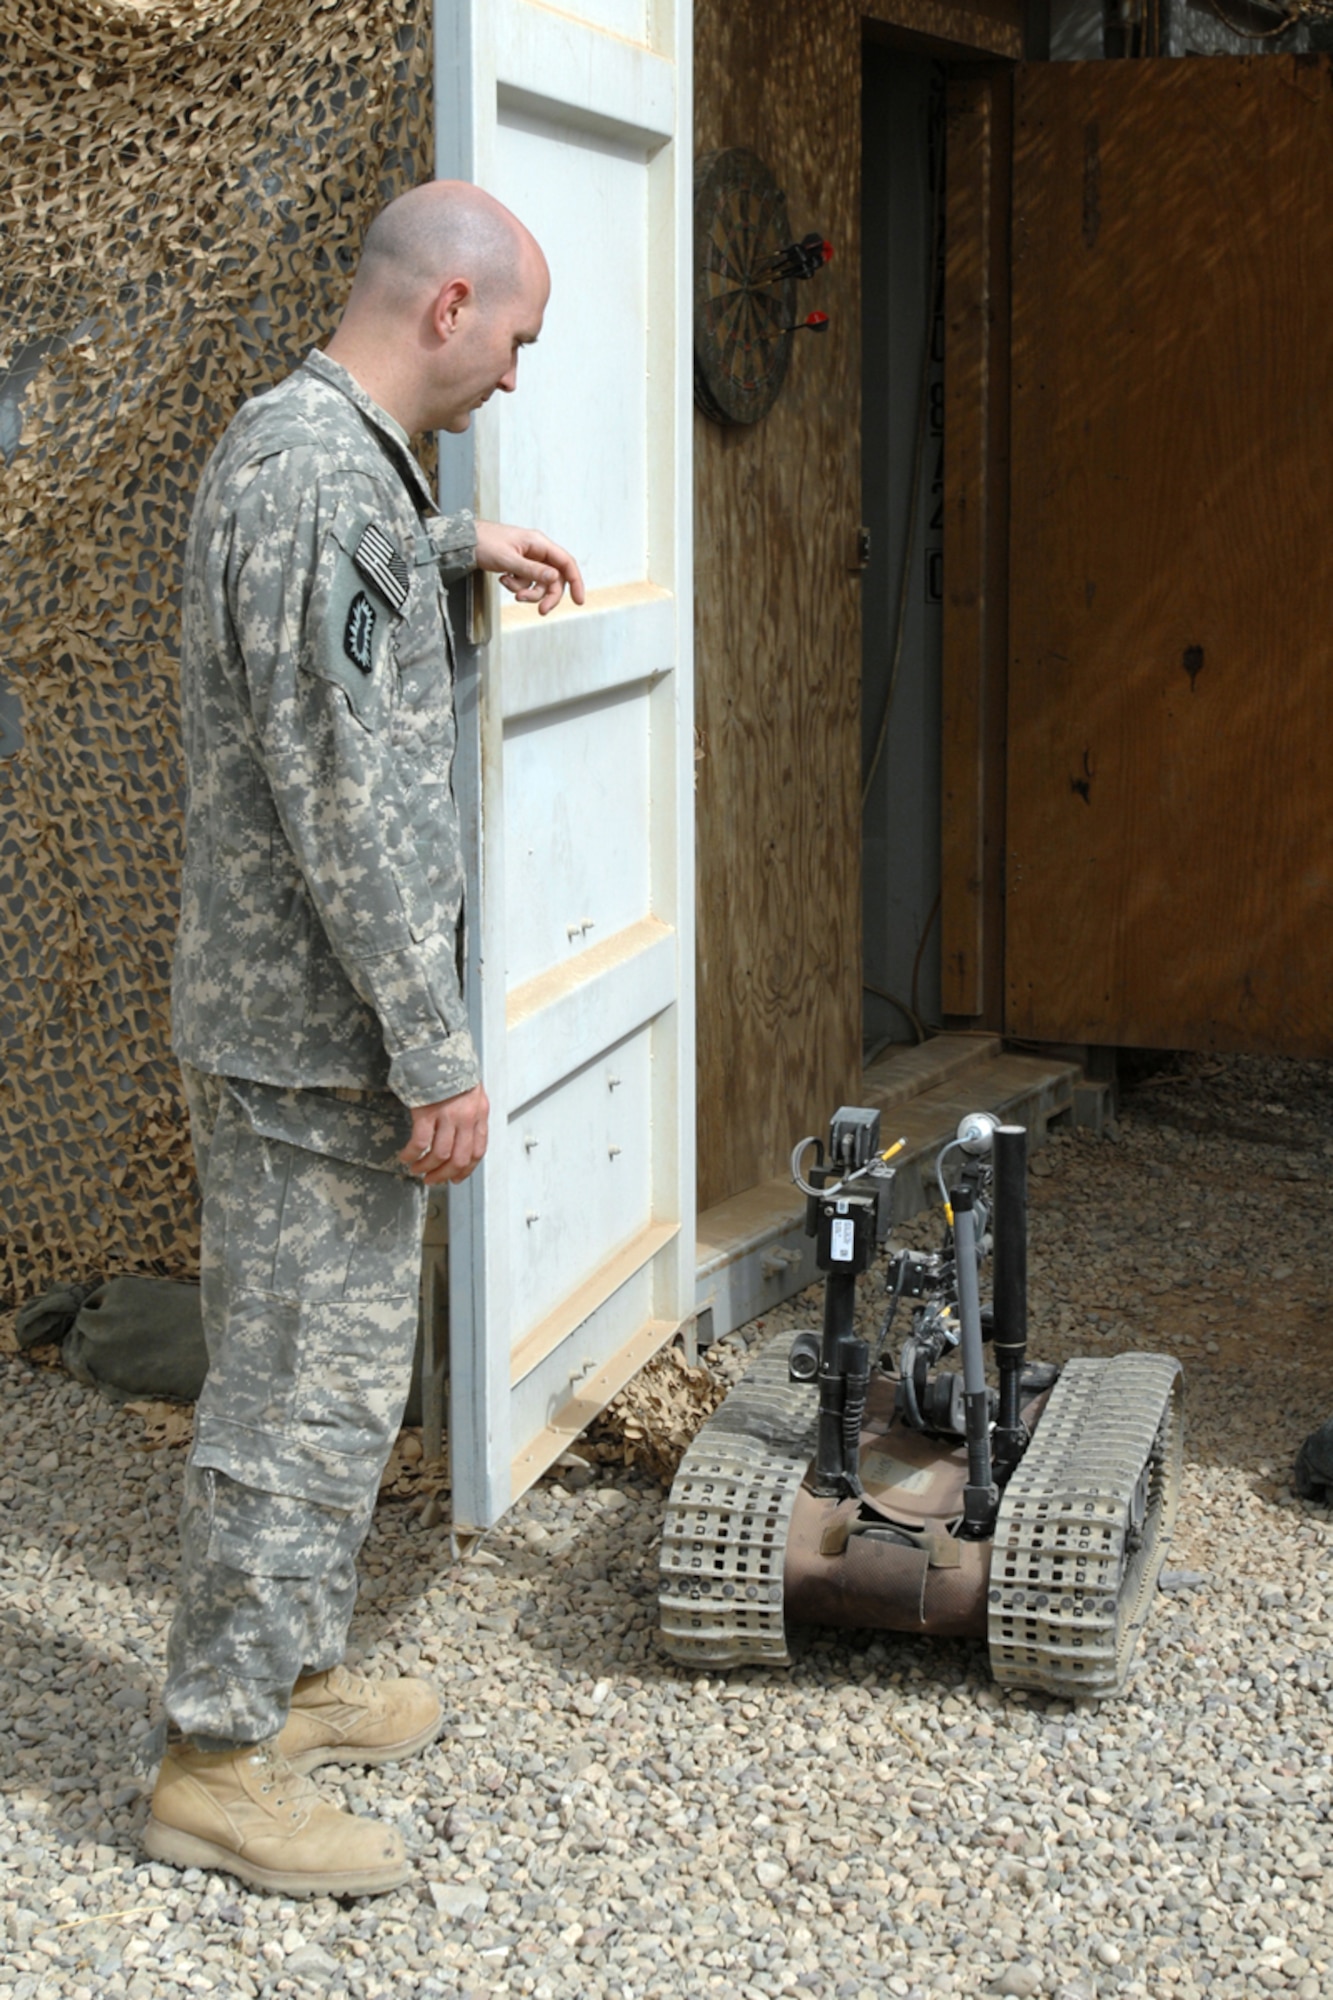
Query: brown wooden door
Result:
<box><xmin>1006</xmin><ymin>55</ymin><xmax>1333</xmax><ymax>1054</ymax></box>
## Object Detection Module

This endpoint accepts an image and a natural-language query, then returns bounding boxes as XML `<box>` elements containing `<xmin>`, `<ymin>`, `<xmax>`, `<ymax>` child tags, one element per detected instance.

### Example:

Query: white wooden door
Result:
<box><xmin>435</xmin><ymin>0</ymin><xmax>693</xmax><ymax>1535</ymax></box>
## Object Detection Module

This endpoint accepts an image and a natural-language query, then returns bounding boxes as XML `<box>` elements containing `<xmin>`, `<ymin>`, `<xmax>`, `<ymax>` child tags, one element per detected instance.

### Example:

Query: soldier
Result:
<box><xmin>145</xmin><ymin>181</ymin><xmax>584</xmax><ymax>1897</ymax></box>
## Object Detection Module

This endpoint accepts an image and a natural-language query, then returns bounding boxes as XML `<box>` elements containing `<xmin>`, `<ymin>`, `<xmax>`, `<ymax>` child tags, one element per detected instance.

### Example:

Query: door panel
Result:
<box><xmin>491</xmin><ymin>108</ymin><xmax>651</xmax><ymax>585</ymax></box>
<box><xmin>506</xmin><ymin>1026</ymin><xmax>656</xmax><ymax>1333</ymax></box>
<box><xmin>1007</xmin><ymin>55</ymin><xmax>1333</xmax><ymax>1053</ymax></box>
<box><xmin>502</xmin><ymin>687</ymin><xmax>652</xmax><ymax>986</ymax></box>
<box><xmin>439</xmin><ymin>0</ymin><xmax>693</xmax><ymax>1534</ymax></box>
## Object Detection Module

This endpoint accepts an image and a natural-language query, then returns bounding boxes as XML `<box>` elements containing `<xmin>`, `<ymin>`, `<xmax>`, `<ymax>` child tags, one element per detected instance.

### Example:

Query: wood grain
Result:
<box><xmin>694</xmin><ymin>0</ymin><xmax>863</xmax><ymax>1211</ymax></box>
<box><xmin>941</xmin><ymin>67</ymin><xmax>1011</xmax><ymax>1024</ymax></box>
<box><xmin>1007</xmin><ymin>56</ymin><xmax>1333</xmax><ymax>1054</ymax></box>
<box><xmin>863</xmin><ymin>0</ymin><xmax>1023</xmax><ymax>57</ymax></box>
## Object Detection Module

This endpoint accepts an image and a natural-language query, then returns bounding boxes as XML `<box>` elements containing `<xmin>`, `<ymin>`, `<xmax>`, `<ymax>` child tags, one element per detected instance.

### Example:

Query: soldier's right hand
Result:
<box><xmin>474</xmin><ymin>519</ymin><xmax>585</xmax><ymax>615</ymax></box>
<box><xmin>400</xmin><ymin>1083</ymin><xmax>489</xmax><ymax>1185</ymax></box>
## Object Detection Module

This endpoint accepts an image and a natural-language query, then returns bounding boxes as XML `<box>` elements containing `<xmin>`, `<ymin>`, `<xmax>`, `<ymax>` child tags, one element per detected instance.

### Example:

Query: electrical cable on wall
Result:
<box><xmin>860</xmin><ymin>149</ymin><xmax>945</xmax><ymax>812</ymax></box>
<box><xmin>862</xmin><ymin>79</ymin><xmax>947</xmax><ymax>1048</ymax></box>
<box><xmin>863</xmin><ymin>980</ymin><xmax>926</xmax><ymax>1044</ymax></box>
<box><xmin>910</xmin><ymin>888</ymin><xmax>942</xmax><ymax>1031</ymax></box>
<box><xmin>1204</xmin><ymin>0</ymin><xmax>1333</xmax><ymax>33</ymax></box>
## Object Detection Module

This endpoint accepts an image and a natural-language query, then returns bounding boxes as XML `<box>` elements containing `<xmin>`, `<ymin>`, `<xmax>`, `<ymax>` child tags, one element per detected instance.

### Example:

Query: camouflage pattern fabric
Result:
<box><xmin>166</xmin><ymin>1467</ymin><xmax>376</xmax><ymax>1749</ymax></box>
<box><xmin>171</xmin><ymin>348</ymin><xmax>480</xmax><ymax>1110</ymax></box>
<box><xmin>165</xmin><ymin>1066</ymin><xmax>426</xmax><ymax>1745</ymax></box>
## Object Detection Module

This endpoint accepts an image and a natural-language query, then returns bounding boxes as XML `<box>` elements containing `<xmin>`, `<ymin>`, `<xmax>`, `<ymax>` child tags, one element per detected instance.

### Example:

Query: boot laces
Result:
<box><xmin>251</xmin><ymin>1742</ymin><xmax>320</xmax><ymax>1817</ymax></box>
<box><xmin>323</xmin><ymin>1663</ymin><xmax>378</xmax><ymax>1705</ymax></box>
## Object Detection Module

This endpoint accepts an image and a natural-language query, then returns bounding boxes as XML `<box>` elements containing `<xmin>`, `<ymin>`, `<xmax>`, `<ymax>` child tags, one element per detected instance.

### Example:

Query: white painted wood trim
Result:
<box><xmin>496</xmin><ymin>0</ymin><xmax>675</xmax><ymax>146</ymax></box>
<box><xmin>659</xmin><ymin>0</ymin><xmax>694</xmax><ymax>1344</ymax></box>
<box><xmin>509</xmin><ymin>1219</ymin><xmax>679</xmax><ymax>1384</ymax></box>
<box><xmin>498</xmin><ymin>583</ymin><xmax>675</xmax><ymax>720</ymax></box>
<box><xmin>505</xmin><ymin>915</ymin><xmax>675</xmax><ymax>1109</ymax></box>
<box><xmin>438</xmin><ymin>0</ymin><xmax>516</xmax><ymax>1535</ymax></box>
<box><xmin>510</xmin><ymin>1313</ymin><xmax>681</xmax><ymax>1501</ymax></box>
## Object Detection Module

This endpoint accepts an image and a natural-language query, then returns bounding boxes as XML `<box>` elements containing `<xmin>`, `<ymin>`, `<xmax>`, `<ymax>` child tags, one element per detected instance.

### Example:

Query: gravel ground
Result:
<box><xmin>2</xmin><ymin>1050</ymin><xmax>1333</xmax><ymax>2000</ymax></box>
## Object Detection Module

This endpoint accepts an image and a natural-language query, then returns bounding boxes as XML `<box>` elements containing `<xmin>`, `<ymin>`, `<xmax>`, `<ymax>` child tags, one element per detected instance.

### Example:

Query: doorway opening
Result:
<box><xmin>860</xmin><ymin>44</ymin><xmax>947</xmax><ymax>1061</ymax></box>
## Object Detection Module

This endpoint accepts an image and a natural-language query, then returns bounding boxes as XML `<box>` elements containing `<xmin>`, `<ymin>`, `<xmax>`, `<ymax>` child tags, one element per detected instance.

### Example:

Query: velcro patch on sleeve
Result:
<box><xmin>344</xmin><ymin>590</ymin><xmax>377</xmax><ymax>673</ymax></box>
<box><xmin>353</xmin><ymin>521</ymin><xmax>410</xmax><ymax>614</ymax></box>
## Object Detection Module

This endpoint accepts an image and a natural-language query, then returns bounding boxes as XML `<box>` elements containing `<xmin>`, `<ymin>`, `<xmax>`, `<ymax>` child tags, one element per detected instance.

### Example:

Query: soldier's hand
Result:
<box><xmin>474</xmin><ymin>519</ymin><xmax>585</xmax><ymax>615</ymax></box>
<box><xmin>401</xmin><ymin>1083</ymin><xmax>489</xmax><ymax>1185</ymax></box>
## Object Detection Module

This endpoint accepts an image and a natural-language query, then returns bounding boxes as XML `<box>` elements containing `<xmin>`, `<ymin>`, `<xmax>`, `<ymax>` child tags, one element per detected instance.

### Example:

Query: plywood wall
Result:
<box><xmin>693</xmin><ymin>0</ymin><xmax>1021</xmax><ymax>1212</ymax></box>
<box><xmin>693</xmin><ymin>0</ymin><xmax>863</xmax><ymax>1213</ymax></box>
<box><xmin>1007</xmin><ymin>56</ymin><xmax>1333</xmax><ymax>1053</ymax></box>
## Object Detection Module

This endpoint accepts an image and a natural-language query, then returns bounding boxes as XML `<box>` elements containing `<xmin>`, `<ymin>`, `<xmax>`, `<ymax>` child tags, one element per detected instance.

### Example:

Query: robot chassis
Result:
<box><xmin>659</xmin><ymin>1107</ymin><xmax>1184</xmax><ymax>1698</ymax></box>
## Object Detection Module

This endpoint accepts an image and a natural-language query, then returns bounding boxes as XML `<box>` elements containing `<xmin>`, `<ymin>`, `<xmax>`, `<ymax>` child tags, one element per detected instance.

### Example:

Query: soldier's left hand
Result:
<box><xmin>474</xmin><ymin>519</ymin><xmax>585</xmax><ymax>615</ymax></box>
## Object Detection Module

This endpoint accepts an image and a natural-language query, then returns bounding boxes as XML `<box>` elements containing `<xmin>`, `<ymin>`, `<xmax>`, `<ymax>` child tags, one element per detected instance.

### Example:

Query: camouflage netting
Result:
<box><xmin>0</xmin><ymin>0</ymin><xmax>434</xmax><ymax>1305</ymax></box>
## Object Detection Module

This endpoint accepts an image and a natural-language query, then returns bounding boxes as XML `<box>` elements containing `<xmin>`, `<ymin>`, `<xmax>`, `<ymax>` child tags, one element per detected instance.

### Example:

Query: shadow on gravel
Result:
<box><xmin>0</xmin><ymin>1592</ymin><xmax>159</xmax><ymax>1855</ymax></box>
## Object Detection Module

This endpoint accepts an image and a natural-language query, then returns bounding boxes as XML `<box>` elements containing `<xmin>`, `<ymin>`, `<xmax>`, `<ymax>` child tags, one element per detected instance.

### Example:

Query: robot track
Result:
<box><xmin>659</xmin><ymin>1334</ymin><xmax>814</xmax><ymax>1667</ymax></box>
<box><xmin>987</xmin><ymin>1352</ymin><xmax>1185</xmax><ymax>1700</ymax></box>
<box><xmin>660</xmin><ymin>1341</ymin><xmax>1184</xmax><ymax>1694</ymax></box>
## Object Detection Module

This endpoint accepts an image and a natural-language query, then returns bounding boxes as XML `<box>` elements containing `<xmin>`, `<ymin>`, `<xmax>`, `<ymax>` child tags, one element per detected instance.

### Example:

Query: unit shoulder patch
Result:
<box><xmin>353</xmin><ymin>521</ymin><xmax>410</xmax><ymax>614</ymax></box>
<box><xmin>344</xmin><ymin>590</ymin><xmax>377</xmax><ymax>673</ymax></box>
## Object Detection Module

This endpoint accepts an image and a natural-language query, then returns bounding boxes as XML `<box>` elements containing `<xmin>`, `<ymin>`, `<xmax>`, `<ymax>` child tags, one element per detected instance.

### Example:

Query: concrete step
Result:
<box><xmin>693</xmin><ymin>1036</ymin><xmax>1082</xmax><ymax>1350</ymax></box>
<box><xmin>861</xmin><ymin>1032</ymin><xmax>1002</xmax><ymax>1111</ymax></box>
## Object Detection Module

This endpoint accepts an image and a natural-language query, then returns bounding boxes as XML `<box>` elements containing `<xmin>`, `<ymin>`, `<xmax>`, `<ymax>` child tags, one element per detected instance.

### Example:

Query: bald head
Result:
<box><xmin>325</xmin><ymin>179</ymin><xmax>550</xmax><ymax>436</ymax></box>
<box><xmin>351</xmin><ymin>181</ymin><xmax>537</xmax><ymax>313</ymax></box>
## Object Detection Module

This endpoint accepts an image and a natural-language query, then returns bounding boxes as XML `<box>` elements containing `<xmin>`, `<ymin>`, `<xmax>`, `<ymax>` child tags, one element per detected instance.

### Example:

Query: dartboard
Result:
<box><xmin>693</xmin><ymin>148</ymin><xmax>797</xmax><ymax>427</ymax></box>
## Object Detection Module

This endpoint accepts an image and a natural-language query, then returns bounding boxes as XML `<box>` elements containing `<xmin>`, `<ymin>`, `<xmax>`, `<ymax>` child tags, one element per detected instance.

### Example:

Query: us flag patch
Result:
<box><xmin>344</xmin><ymin>590</ymin><xmax>377</xmax><ymax>672</ymax></box>
<box><xmin>353</xmin><ymin>522</ymin><xmax>410</xmax><ymax>614</ymax></box>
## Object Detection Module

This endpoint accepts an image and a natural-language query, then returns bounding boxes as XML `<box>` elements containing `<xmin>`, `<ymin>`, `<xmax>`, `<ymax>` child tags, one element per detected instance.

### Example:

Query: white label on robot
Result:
<box><xmin>860</xmin><ymin>1451</ymin><xmax>937</xmax><ymax>1496</ymax></box>
<box><xmin>830</xmin><ymin>1217</ymin><xmax>855</xmax><ymax>1262</ymax></box>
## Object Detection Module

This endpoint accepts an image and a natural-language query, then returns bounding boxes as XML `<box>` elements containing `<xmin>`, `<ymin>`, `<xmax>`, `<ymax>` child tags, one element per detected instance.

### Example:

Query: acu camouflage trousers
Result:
<box><xmin>164</xmin><ymin>1066</ymin><xmax>425</xmax><ymax>1748</ymax></box>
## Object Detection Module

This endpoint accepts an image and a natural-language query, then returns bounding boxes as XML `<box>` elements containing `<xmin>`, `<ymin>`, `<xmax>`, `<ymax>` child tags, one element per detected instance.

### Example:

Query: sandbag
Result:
<box><xmin>67</xmin><ymin>1278</ymin><xmax>209</xmax><ymax>1401</ymax></box>
<box><xmin>16</xmin><ymin>1275</ymin><xmax>429</xmax><ymax>1421</ymax></box>
<box><xmin>15</xmin><ymin>1283</ymin><xmax>97</xmax><ymax>1352</ymax></box>
<box><xmin>1294</xmin><ymin>1419</ymin><xmax>1333</xmax><ymax>1503</ymax></box>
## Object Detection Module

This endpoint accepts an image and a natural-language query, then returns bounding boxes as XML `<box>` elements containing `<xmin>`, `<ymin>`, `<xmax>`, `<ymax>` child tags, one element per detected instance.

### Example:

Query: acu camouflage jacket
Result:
<box><xmin>171</xmin><ymin>349</ymin><xmax>480</xmax><ymax>1108</ymax></box>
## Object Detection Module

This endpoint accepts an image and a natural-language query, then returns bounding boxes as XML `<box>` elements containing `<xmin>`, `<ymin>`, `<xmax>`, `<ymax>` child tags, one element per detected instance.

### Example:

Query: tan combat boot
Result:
<box><xmin>276</xmin><ymin>1663</ymin><xmax>443</xmax><ymax>1775</ymax></box>
<box><xmin>143</xmin><ymin>1741</ymin><xmax>410</xmax><ymax>1898</ymax></box>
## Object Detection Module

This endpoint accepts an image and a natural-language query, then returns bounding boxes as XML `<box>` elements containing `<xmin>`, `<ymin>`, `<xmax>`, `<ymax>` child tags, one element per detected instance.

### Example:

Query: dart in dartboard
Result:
<box><xmin>693</xmin><ymin>148</ymin><xmax>833</xmax><ymax>426</ymax></box>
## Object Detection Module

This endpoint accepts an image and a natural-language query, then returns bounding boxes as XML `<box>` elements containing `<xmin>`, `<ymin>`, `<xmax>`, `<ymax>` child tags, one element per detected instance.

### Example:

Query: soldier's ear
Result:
<box><xmin>431</xmin><ymin>277</ymin><xmax>473</xmax><ymax>344</ymax></box>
